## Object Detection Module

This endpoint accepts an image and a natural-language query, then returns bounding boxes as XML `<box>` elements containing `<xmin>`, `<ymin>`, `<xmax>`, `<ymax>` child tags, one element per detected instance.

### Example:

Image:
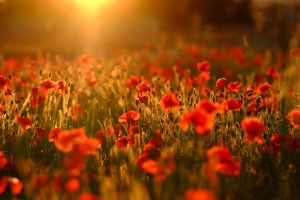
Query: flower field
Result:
<box><xmin>0</xmin><ymin>43</ymin><xmax>300</xmax><ymax>200</ymax></box>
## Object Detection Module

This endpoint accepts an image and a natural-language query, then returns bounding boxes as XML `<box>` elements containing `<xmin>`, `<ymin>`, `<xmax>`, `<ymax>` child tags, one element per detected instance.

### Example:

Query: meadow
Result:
<box><xmin>0</xmin><ymin>42</ymin><xmax>300</xmax><ymax>200</ymax></box>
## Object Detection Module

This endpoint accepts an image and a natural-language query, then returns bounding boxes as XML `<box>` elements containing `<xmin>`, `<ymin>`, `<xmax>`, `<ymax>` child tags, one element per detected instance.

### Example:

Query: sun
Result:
<box><xmin>74</xmin><ymin>0</ymin><xmax>112</xmax><ymax>12</ymax></box>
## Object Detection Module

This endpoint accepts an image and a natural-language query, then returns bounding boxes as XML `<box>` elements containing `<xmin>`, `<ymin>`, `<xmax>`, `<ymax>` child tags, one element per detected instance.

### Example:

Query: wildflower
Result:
<box><xmin>227</xmin><ymin>81</ymin><xmax>242</xmax><ymax>93</ymax></box>
<box><xmin>226</xmin><ymin>99</ymin><xmax>243</xmax><ymax>111</ymax></box>
<box><xmin>16</xmin><ymin>116</ymin><xmax>33</xmax><ymax>130</ymax></box>
<box><xmin>286</xmin><ymin>109</ymin><xmax>300</xmax><ymax>129</ymax></box>
<box><xmin>181</xmin><ymin>100</ymin><xmax>217</xmax><ymax>135</ymax></box>
<box><xmin>54</xmin><ymin>128</ymin><xmax>86</xmax><ymax>153</ymax></box>
<box><xmin>197</xmin><ymin>61</ymin><xmax>210</xmax><ymax>72</ymax></box>
<box><xmin>0</xmin><ymin>177</ymin><xmax>23</xmax><ymax>195</ymax></box>
<box><xmin>126</xmin><ymin>75</ymin><xmax>141</xmax><ymax>88</ymax></box>
<box><xmin>115</xmin><ymin>136</ymin><xmax>135</xmax><ymax>148</ymax></box>
<box><xmin>49</xmin><ymin>128</ymin><xmax>62</xmax><ymax>142</ymax></box>
<box><xmin>118</xmin><ymin>111</ymin><xmax>141</xmax><ymax>124</ymax></box>
<box><xmin>40</xmin><ymin>79</ymin><xmax>57</xmax><ymax>90</ymax></box>
<box><xmin>241</xmin><ymin>117</ymin><xmax>265</xmax><ymax>144</ymax></box>
<box><xmin>30</xmin><ymin>87</ymin><xmax>46</xmax><ymax>107</ymax></box>
<box><xmin>206</xmin><ymin>146</ymin><xmax>240</xmax><ymax>176</ymax></box>
<box><xmin>268</xmin><ymin>133</ymin><xmax>283</xmax><ymax>154</ymax></box>
<box><xmin>31</xmin><ymin>173</ymin><xmax>49</xmax><ymax>190</ymax></box>
<box><xmin>285</xmin><ymin>136</ymin><xmax>300</xmax><ymax>151</ymax></box>
<box><xmin>75</xmin><ymin>138</ymin><xmax>100</xmax><ymax>156</ymax></box>
<box><xmin>0</xmin><ymin>151</ymin><xmax>8</xmax><ymax>170</ymax></box>
<box><xmin>136</xmin><ymin>81</ymin><xmax>151</xmax><ymax>93</ymax></box>
<box><xmin>0</xmin><ymin>75</ymin><xmax>10</xmax><ymax>91</ymax></box>
<box><xmin>257</xmin><ymin>82</ymin><xmax>271</xmax><ymax>94</ymax></box>
<box><xmin>184</xmin><ymin>189</ymin><xmax>217</xmax><ymax>200</ymax></box>
<box><xmin>216</xmin><ymin>78</ymin><xmax>227</xmax><ymax>90</ymax></box>
<box><xmin>36</xmin><ymin>127</ymin><xmax>48</xmax><ymax>139</ymax></box>
<box><xmin>266</xmin><ymin>67</ymin><xmax>279</xmax><ymax>80</ymax></box>
<box><xmin>64</xmin><ymin>178</ymin><xmax>80</xmax><ymax>193</ymax></box>
<box><xmin>78</xmin><ymin>192</ymin><xmax>100</xmax><ymax>200</ymax></box>
<box><xmin>137</xmin><ymin>92</ymin><xmax>148</xmax><ymax>103</ymax></box>
<box><xmin>57</xmin><ymin>80</ymin><xmax>67</xmax><ymax>94</ymax></box>
<box><xmin>160</xmin><ymin>93</ymin><xmax>180</xmax><ymax>111</ymax></box>
<box><xmin>68</xmin><ymin>104</ymin><xmax>84</xmax><ymax>121</ymax></box>
<box><xmin>63</xmin><ymin>155</ymin><xmax>85</xmax><ymax>176</ymax></box>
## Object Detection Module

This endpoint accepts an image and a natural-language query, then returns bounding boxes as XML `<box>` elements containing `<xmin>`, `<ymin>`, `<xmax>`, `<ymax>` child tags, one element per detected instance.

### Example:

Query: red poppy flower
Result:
<box><xmin>30</xmin><ymin>87</ymin><xmax>46</xmax><ymax>107</ymax></box>
<box><xmin>54</xmin><ymin>128</ymin><xmax>86</xmax><ymax>153</ymax></box>
<box><xmin>68</xmin><ymin>104</ymin><xmax>84</xmax><ymax>121</ymax></box>
<box><xmin>16</xmin><ymin>116</ymin><xmax>33</xmax><ymax>130</ymax></box>
<box><xmin>286</xmin><ymin>109</ymin><xmax>300</xmax><ymax>129</ymax></box>
<box><xmin>40</xmin><ymin>79</ymin><xmax>57</xmax><ymax>90</ymax></box>
<box><xmin>227</xmin><ymin>81</ymin><xmax>242</xmax><ymax>93</ymax></box>
<box><xmin>75</xmin><ymin>138</ymin><xmax>100</xmax><ymax>156</ymax></box>
<box><xmin>32</xmin><ymin>173</ymin><xmax>49</xmax><ymax>189</ymax></box>
<box><xmin>136</xmin><ymin>81</ymin><xmax>151</xmax><ymax>93</ymax></box>
<box><xmin>285</xmin><ymin>136</ymin><xmax>300</xmax><ymax>151</ymax></box>
<box><xmin>115</xmin><ymin>136</ymin><xmax>135</xmax><ymax>148</ymax></box>
<box><xmin>78</xmin><ymin>192</ymin><xmax>100</xmax><ymax>200</ymax></box>
<box><xmin>0</xmin><ymin>151</ymin><xmax>8</xmax><ymax>170</ymax></box>
<box><xmin>257</xmin><ymin>82</ymin><xmax>271</xmax><ymax>94</ymax></box>
<box><xmin>63</xmin><ymin>155</ymin><xmax>84</xmax><ymax>176</ymax></box>
<box><xmin>126</xmin><ymin>75</ymin><xmax>141</xmax><ymax>88</ymax></box>
<box><xmin>266</xmin><ymin>67</ymin><xmax>279</xmax><ymax>80</ymax></box>
<box><xmin>241</xmin><ymin>117</ymin><xmax>265</xmax><ymax>144</ymax></box>
<box><xmin>197</xmin><ymin>61</ymin><xmax>210</xmax><ymax>72</ymax></box>
<box><xmin>0</xmin><ymin>75</ymin><xmax>10</xmax><ymax>91</ymax></box>
<box><xmin>184</xmin><ymin>189</ymin><xmax>217</xmax><ymax>200</ymax></box>
<box><xmin>181</xmin><ymin>108</ymin><xmax>215</xmax><ymax>136</ymax></box>
<box><xmin>216</xmin><ymin>78</ymin><xmax>227</xmax><ymax>90</ymax></box>
<box><xmin>137</xmin><ymin>92</ymin><xmax>148</xmax><ymax>103</ymax></box>
<box><xmin>160</xmin><ymin>93</ymin><xmax>180</xmax><ymax>111</ymax></box>
<box><xmin>49</xmin><ymin>128</ymin><xmax>62</xmax><ymax>142</ymax></box>
<box><xmin>206</xmin><ymin>146</ymin><xmax>240</xmax><ymax>184</ymax></box>
<box><xmin>226</xmin><ymin>99</ymin><xmax>243</xmax><ymax>111</ymax></box>
<box><xmin>118</xmin><ymin>111</ymin><xmax>141</xmax><ymax>124</ymax></box>
<box><xmin>8</xmin><ymin>177</ymin><xmax>23</xmax><ymax>195</ymax></box>
<box><xmin>269</xmin><ymin>133</ymin><xmax>283</xmax><ymax>154</ymax></box>
<box><xmin>36</xmin><ymin>127</ymin><xmax>48</xmax><ymax>139</ymax></box>
<box><xmin>57</xmin><ymin>80</ymin><xmax>67</xmax><ymax>94</ymax></box>
<box><xmin>64</xmin><ymin>178</ymin><xmax>80</xmax><ymax>193</ymax></box>
<box><xmin>0</xmin><ymin>178</ymin><xmax>7</xmax><ymax>194</ymax></box>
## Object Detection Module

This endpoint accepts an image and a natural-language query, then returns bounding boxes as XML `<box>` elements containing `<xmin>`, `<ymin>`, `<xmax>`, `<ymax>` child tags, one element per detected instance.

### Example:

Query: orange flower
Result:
<box><xmin>257</xmin><ymin>82</ymin><xmax>271</xmax><ymax>94</ymax></box>
<box><xmin>227</xmin><ymin>81</ymin><xmax>242</xmax><ymax>93</ymax></box>
<box><xmin>184</xmin><ymin>189</ymin><xmax>217</xmax><ymax>200</ymax></box>
<box><xmin>63</xmin><ymin>155</ymin><xmax>85</xmax><ymax>176</ymax></box>
<box><xmin>126</xmin><ymin>75</ymin><xmax>141</xmax><ymax>88</ymax></box>
<box><xmin>0</xmin><ymin>151</ymin><xmax>8</xmax><ymax>170</ymax></box>
<box><xmin>241</xmin><ymin>117</ymin><xmax>265</xmax><ymax>144</ymax></box>
<box><xmin>64</xmin><ymin>178</ymin><xmax>80</xmax><ymax>193</ymax></box>
<box><xmin>78</xmin><ymin>192</ymin><xmax>100</xmax><ymax>200</ymax></box>
<box><xmin>118</xmin><ymin>111</ymin><xmax>141</xmax><ymax>124</ymax></box>
<box><xmin>75</xmin><ymin>138</ymin><xmax>100</xmax><ymax>156</ymax></box>
<box><xmin>181</xmin><ymin>100</ymin><xmax>217</xmax><ymax>136</ymax></box>
<box><xmin>206</xmin><ymin>146</ymin><xmax>240</xmax><ymax>184</ymax></box>
<box><xmin>40</xmin><ymin>79</ymin><xmax>57</xmax><ymax>90</ymax></box>
<box><xmin>49</xmin><ymin>128</ymin><xmax>62</xmax><ymax>142</ymax></box>
<box><xmin>226</xmin><ymin>98</ymin><xmax>243</xmax><ymax>111</ymax></box>
<box><xmin>136</xmin><ymin>81</ymin><xmax>151</xmax><ymax>93</ymax></box>
<box><xmin>216</xmin><ymin>78</ymin><xmax>227</xmax><ymax>90</ymax></box>
<box><xmin>160</xmin><ymin>93</ymin><xmax>180</xmax><ymax>111</ymax></box>
<box><xmin>16</xmin><ymin>116</ymin><xmax>33</xmax><ymax>130</ymax></box>
<box><xmin>197</xmin><ymin>61</ymin><xmax>210</xmax><ymax>72</ymax></box>
<box><xmin>286</xmin><ymin>109</ymin><xmax>300</xmax><ymax>129</ymax></box>
<box><xmin>68</xmin><ymin>104</ymin><xmax>84</xmax><ymax>121</ymax></box>
<box><xmin>54</xmin><ymin>128</ymin><xmax>86</xmax><ymax>153</ymax></box>
<box><xmin>36</xmin><ymin>127</ymin><xmax>48</xmax><ymax>139</ymax></box>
